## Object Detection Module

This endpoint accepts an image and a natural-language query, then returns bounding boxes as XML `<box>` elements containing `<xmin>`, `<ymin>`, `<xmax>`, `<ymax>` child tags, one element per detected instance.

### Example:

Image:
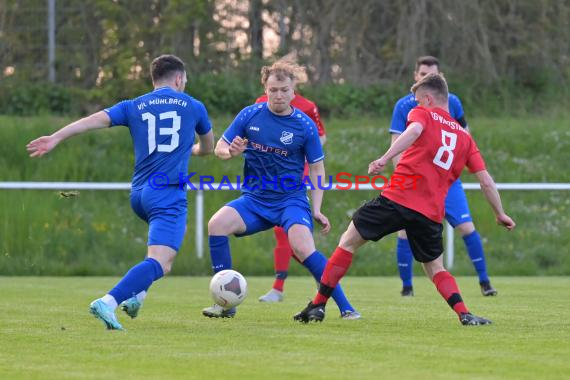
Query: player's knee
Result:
<box><xmin>422</xmin><ymin>259</ymin><xmax>445</xmax><ymax>280</ymax></box>
<box><xmin>289</xmin><ymin>243</ymin><xmax>311</xmax><ymax>261</ymax></box>
<box><xmin>456</xmin><ymin>222</ymin><xmax>475</xmax><ymax>236</ymax></box>
<box><xmin>160</xmin><ymin>261</ymin><xmax>173</xmax><ymax>274</ymax></box>
<box><xmin>397</xmin><ymin>230</ymin><xmax>407</xmax><ymax>239</ymax></box>
<box><xmin>207</xmin><ymin>216</ymin><xmax>224</xmax><ymax>235</ymax></box>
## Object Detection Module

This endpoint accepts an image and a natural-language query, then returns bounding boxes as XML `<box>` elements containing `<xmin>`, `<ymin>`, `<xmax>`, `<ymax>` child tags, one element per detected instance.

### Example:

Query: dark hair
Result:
<box><xmin>151</xmin><ymin>54</ymin><xmax>185</xmax><ymax>83</ymax></box>
<box><xmin>415</xmin><ymin>55</ymin><xmax>440</xmax><ymax>72</ymax></box>
<box><xmin>411</xmin><ymin>72</ymin><xmax>448</xmax><ymax>102</ymax></box>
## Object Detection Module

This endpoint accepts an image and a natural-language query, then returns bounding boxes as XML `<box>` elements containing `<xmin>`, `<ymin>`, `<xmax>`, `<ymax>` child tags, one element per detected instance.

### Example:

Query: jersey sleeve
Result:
<box><xmin>309</xmin><ymin>104</ymin><xmax>326</xmax><ymax>136</ymax></box>
<box><xmin>406</xmin><ymin>107</ymin><xmax>431</xmax><ymax>128</ymax></box>
<box><xmin>389</xmin><ymin>98</ymin><xmax>409</xmax><ymax>134</ymax></box>
<box><xmin>449</xmin><ymin>94</ymin><xmax>466</xmax><ymax>122</ymax></box>
<box><xmin>304</xmin><ymin>121</ymin><xmax>325</xmax><ymax>164</ymax></box>
<box><xmin>465</xmin><ymin>139</ymin><xmax>486</xmax><ymax>173</ymax></box>
<box><xmin>222</xmin><ymin>106</ymin><xmax>249</xmax><ymax>144</ymax></box>
<box><xmin>193</xmin><ymin>100</ymin><xmax>212</xmax><ymax>135</ymax></box>
<box><xmin>103</xmin><ymin>100</ymin><xmax>130</xmax><ymax>127</ymax></box>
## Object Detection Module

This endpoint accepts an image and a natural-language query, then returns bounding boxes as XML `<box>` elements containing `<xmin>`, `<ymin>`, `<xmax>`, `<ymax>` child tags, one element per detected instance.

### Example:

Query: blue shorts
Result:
<box><xmin>130</xmin><ymin>185</ymin><xmax>187</xmax><ymax>251</ymax></box>
<box><xmin>227</xmin><ymin>194</ymin><xmax>313</xmax><ymax>237</ymax></box>
<box><xmin>444</xmin><ymin>179</ymin><xmax>473</xmax><ymax>227</ymax></box>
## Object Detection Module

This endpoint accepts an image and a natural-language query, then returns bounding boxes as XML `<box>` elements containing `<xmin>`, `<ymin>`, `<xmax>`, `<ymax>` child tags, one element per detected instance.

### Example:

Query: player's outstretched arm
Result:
<box><xmin>27</xmin><ymin>111</ymin><xmax>111</xmax><ymax>158</ymax></box>
<box><xmin>369</xmin><ymin>122</ymin><xmax>423</xmax><ymax>175</ymax></box>
<box><xmin>475</xmin><ymin>170</ymin><xmax>516</xmax><ymax>230</ymax></box>
<box><xmin>214</xmin><ymin>137</ymin><xmax>248</xmax><ymax>160</ymax></box>
<box><xmin>308</xmin><ymin>160</ymin><xmax>331</xmax><ymax>234</ymax></box>
<box><xmin>192</xmin><ymin>130</ymin><xmax>215</xmax><ymax>156</ymax></box>
<box><xmin>389</xmin><ymin>133</ymin><xmax>402</xmax><ymax>167</ymax></box>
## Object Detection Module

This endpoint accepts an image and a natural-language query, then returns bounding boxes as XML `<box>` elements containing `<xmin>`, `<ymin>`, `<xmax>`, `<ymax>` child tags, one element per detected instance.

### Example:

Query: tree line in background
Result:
<box><xmin>1</xmin><ymin>0</ymin><xmax>569</xmax><ymax>116</ymax></box>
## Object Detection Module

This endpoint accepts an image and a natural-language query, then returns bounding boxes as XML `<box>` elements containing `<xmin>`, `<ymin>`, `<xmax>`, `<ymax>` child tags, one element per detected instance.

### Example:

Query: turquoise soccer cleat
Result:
<box><xmin>202</xmin><ymin>304</ymin><xmax>237</xmax><ymax>318</ymax></box>
<box><xmin>89</xmin><ymin>299</ymin><xmax>124</xmax><ymax>330</ymax></box>
<box><xmin>120</xmin><ymin>296</ymin><xmax>142</xmax><ymax>319</ymax></box>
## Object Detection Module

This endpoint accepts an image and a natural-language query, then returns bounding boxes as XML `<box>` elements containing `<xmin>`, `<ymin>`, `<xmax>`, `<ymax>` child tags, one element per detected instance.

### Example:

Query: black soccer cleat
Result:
<box><xmin>459</xmin><ymin>312</ymin><xmax>492</xmax><ymax>326</ymax></box>
<box><xmin>400</xmin><ymin>286</ymin><xmax>414</xmax><ymax>297</ymax></box>
<box><xmin>480</xmin><ymin>281</ymin><xmax>498</xmax><ymax>296</ymax></box>
<box><xmin>293</xmin><ymin>301</ymin><xmax>326</xmax><ymax>323</ymax></box>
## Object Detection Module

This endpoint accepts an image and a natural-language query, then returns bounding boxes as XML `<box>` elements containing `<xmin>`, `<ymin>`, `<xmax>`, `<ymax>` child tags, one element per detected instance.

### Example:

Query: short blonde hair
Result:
<box><xmin>260</xmin><ymin>56</ymin><xmax>306</xmax><ymax>87</ymax></box>
<box><xmin>411</xmin><ymin>72</ymin><xmax>448</xmax><ymax>102</ymax></box>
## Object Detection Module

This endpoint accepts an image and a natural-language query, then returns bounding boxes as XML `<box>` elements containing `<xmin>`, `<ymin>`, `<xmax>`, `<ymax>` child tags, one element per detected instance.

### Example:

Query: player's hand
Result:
<box><xmin>26</xmin><ymin>135</ymin><xmax>59</xmax><ymax>157</ymax></box>
<box><xmin>313</xmin><ymin>212</ymin><xmax>331</xmax><ymax>234</ymax></box>
<box><xmin>368</xmin><ymin>157</ymin><xmax>387</xmax><ymax>176</ymax></box>
<box><xmin>496</xmin><ymin>213</ymin><xmax>516</xmax><ymax>231</ymax></box>
<box><xmin>229</xmin><ymin>137</ymin><xmax>248</xmax><ymax>157</ymax></box>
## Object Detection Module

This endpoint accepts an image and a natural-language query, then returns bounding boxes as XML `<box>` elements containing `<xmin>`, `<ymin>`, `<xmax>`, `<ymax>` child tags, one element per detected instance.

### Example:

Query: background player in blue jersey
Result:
<box><xmin>27</xmin><ymin>54</ymin><xmax>214</xmax><ymax>330</ymax></box>
<box><xmin>389</xmin><ymin>56</ymin><xmax>497</xmax><ymax>297</ymax></box>
<box><xmin>202</xmin><ymin>58</ymin><xmax>360</xmax><ymax>319</ymax></box>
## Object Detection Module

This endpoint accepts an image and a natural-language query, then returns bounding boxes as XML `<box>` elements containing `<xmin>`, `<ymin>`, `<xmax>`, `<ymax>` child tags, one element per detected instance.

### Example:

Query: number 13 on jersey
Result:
<box><xmin>142</xmin><ymin>111</ymin><xmax>181</xmax><ymax>154</ymax></box>
<box><xmin>433</xmin><ymin>130</ymin><xmax>457</xmax><ymax>170</ymax></box>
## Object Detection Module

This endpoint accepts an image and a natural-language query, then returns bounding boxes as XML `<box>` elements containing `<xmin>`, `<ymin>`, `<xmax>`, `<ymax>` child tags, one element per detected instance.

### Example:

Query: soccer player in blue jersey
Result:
<box><xmin>202</xmin><ymin>58</ymin><xmax>360</xmax><ymax>319</ymax></box>
<box><xmin>27</xmin><ymin>54</ymin><xmax>214</xmax><ymax>330</ymax></box>
<box><xmin>389</xmin><ymin>56</ymin><xmax>497</xmax><ymax>297</ymax></box>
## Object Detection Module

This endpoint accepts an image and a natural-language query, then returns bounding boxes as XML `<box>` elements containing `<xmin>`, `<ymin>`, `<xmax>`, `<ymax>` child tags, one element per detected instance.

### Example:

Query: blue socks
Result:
<box><xmin>108</xmin><ymin>257</ymin><xmax>164</xmax><ymax>305</ymax></box>
<box><xmin>209</xmin><ymin>235</ymin><xmax>232</xmax><ymax>273</ymax></box>
<box><xmin>396</xmin><ymin>238</ymin><xmax>414</xmax><ymax>287</ymax></box>
<box><xmin>302</xmin><ymin>251</ymin><xmax>355</xmax><ymax>313</ymax></box>
<box><xmin>463</xmin><ymin>231</ymin><xmax>489</xmax><ymax>283</ymax></box>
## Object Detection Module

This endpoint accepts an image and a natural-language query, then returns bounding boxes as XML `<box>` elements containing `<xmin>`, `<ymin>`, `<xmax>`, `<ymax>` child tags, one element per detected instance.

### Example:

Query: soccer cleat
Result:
<box><xmin>89</xmin><ymin>299</ymin><xmax>124</xmax><ymax>330</ymax></box>
<box><xmin>258</xmin><ymin>288</ymin><xmax>284</xmax><ymax>303</ymax></box>
<box><xmin>459</xmin><ymin>312</ymin><xmax>492</xmax><ymax>326</ymax></box>
<box><xmin>400</xmin><ymin>286</ymin><xmax>414</xmax><ymax>297</ymax></box>
<box><xmin>293</xmin><ymin>301</ymin><xmax>326</xmax><ymax>323</ymax></box>
<box><xmin>120</xmin><ymin>296</ymin><xmax>142</xmax><ymax>319</ymax></box>
<box><xmin>340</xmin><ymin>310</ymin><xmax>362</xmax><ymax>320</ymax></box>
<box><xmin>480</xmin><ymin>281</ymin><xmax>498</xmax><ymax>296</ymax></box>
<box><xmin>202</xmin><ymin>304</ymin><xmax>237</xmax><ymax>318</ymax></box>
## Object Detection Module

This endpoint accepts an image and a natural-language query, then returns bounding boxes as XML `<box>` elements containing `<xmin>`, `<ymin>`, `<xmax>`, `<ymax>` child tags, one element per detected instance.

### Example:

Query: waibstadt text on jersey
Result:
<box><xmin>146</xmin><ymin>172</ymin><xmax>422</xmax><ymax>191</ymax></box>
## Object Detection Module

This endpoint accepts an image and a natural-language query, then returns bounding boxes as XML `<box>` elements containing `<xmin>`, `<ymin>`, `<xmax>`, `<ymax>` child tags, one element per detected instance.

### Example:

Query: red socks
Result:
<box><xmin>313</xmin><ymin>246</ymin><xmax>353</xmax><ymax>305</ymax></box>
<box><xmin>272</xmin><ymin>227</ymin><xmax>293</xmax><ymax>292</ymax></box>
<box><xmin>432</xmin><ymin>271</ymin><xmax>469</xmax><ymax>315</ymax></box>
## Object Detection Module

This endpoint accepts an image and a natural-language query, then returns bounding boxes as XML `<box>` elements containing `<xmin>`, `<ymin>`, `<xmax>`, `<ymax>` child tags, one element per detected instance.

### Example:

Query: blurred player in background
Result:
<box><xmin>202</xmin><ymin>57</ymin><xmax>360</xmax><ymax>319</ymax></box>
<box><xmin>390</xmin><ymin>56</ymin><xmax>497</xmax><ymax>297</ymax></box>
<box><xmin>255</xmin><ymin>88</ymin><xmax>327</xmax><ymax>303</ymax></box>
<box><xmin>294</xmin><ymin>73</ymin><xmax>515</xmax><ymax>325</ymax></box>
<box><xmin>27</xmin><ymin>54</ymin><xmax>214</xmax><ymax>330</ymax></box>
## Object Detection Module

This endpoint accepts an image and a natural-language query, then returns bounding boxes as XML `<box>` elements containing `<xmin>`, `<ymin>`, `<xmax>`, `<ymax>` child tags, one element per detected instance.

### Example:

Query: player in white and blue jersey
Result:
<box><xmin>202</xmin><ymin>59</ymin><xmax>360</xmax><ymax>319</ymax></box>
<box><xmin>27</xmin><ymin>55</ymin><xmax>214</xmax><ymax>330</ymax></box>
<box><xmin>389</xmin><ymin>56</ymin><xmax>497</xmax><ymax>297</ymax></box>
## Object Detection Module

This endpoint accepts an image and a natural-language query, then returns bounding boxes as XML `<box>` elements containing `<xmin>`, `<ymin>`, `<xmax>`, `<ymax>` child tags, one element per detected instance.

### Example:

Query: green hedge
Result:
<box><xmin>1</xmin><ymin>73</ymin><xmax>568</xmax><ymax>118</ymax></box>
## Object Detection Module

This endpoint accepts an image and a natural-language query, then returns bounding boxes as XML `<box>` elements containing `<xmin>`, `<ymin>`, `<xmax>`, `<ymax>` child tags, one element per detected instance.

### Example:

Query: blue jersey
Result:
<box><xmin>389</xmin><ymin>92</ymin><xmax>465</xmax><ymax>134</ymax></box>
<box><xmin>104</xmin><ymin>87</ymin><xmax>212</xmax><ymax>188</ymax></box>
<box><xmin>222</xmin><ymin>103</ymin><xmax>324</xmax><ymax>201</ymax></box>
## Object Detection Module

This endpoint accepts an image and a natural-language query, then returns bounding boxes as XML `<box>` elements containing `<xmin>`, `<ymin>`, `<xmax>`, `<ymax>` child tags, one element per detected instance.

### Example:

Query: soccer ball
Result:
<box><xmin>209</xmin><ymin>270</ymin><xmax>248</xmax><ymax>309</ymax></box>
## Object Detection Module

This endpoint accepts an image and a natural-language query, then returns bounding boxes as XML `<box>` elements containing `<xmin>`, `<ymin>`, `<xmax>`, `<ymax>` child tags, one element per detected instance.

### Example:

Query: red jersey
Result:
<box><xmin>255</xmin><ymin>94</ymin><xmax>326</xmax><ymax>137</ymax></box>
<box><xmin>382</xmin><ymin>106</ymin><xmax>486</xmax><ymax>223</ymax></box>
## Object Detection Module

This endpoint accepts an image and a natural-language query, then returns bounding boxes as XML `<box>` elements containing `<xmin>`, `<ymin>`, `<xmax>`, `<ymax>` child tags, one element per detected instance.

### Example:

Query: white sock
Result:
<box><xmin>101</xmin><ymin>294</ymin><xmax>118</xmax><ymax>310</ymax></box>
<box><xmin>135</xmin><ymin>290</ymin><xmax>147</xmax><ymax>303</ymax></box>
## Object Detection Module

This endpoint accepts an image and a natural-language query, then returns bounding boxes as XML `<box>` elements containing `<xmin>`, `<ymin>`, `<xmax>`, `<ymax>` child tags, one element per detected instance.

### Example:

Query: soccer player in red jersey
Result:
<box><xmin>294</xmin><ymin>73</ymin><xmax>515</xmax><ymax>326</ymax></box>
<box><xmin>254</xmin><ymin>92</ymin><xmax>328</xmax><ymax>304</ymax></box>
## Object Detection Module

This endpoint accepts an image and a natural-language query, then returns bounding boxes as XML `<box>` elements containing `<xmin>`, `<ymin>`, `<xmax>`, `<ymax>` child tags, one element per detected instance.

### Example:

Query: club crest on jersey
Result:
<box><xmin>280</xmin><ymin>131</ymin><xmax>294</xmax><ymax>145</ymax></box>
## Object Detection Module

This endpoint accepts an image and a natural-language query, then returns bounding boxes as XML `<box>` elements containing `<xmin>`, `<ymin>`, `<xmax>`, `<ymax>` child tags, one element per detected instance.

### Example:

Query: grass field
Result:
<box><xmin>1</xmin><ymin>276</ymin><xmax>569</xmax><ymax>379</ymax></box>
